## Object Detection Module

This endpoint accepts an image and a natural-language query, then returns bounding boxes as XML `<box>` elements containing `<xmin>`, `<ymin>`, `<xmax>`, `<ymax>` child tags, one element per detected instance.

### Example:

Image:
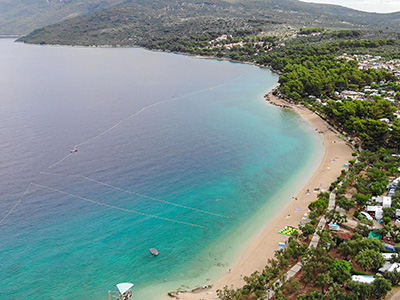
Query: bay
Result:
<box><xmin>0</xmin><ymin>39</ymin><xmax>323</xmax><ymax>299</ymax></box>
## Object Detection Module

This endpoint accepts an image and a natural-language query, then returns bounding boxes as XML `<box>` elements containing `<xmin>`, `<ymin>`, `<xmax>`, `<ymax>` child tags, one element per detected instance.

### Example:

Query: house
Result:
<box><xmin>375</xmin><ymin>196</ymin><xmax>392</xmax><ymax>209</ymax></box>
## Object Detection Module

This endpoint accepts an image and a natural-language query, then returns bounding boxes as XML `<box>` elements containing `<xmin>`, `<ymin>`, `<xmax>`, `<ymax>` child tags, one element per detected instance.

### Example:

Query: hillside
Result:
<box><xmin>17</xmin><ymin>0</ymin><xmax>400</xmax><ymax>47</ymax></box>
<box><xmin>0</xmin><ymin>0</ymin><xmax>125</xmax><ymax>35</ymax></box>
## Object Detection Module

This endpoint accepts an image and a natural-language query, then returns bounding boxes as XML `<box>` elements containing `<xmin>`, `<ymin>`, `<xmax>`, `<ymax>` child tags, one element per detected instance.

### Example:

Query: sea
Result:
<box><xmin>0</xmin><ymin>38</ymin><xmax>323</xmax><ymax>299</ymax></box>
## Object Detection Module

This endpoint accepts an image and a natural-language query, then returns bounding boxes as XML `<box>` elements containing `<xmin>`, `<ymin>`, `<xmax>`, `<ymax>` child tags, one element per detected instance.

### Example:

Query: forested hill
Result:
<box><xmin>0</xmin><ymin>0</ymin><xmax>125</xmax><ymax>35</ymax></box>
<box><xmin>18</xmin><ymin>0</ymin><xmax>400</xmax><ymax>46</ymax></box>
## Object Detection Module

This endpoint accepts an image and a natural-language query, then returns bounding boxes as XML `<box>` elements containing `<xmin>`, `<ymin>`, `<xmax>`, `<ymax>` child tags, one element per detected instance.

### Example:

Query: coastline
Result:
<box><xmin>10</xmin><ymin>39</ymin><xmax>352</xmax><ymax>298</ymax></box>
<box><xmin>169</xmin><ymin>93</ymin><xmax>354</xmax><ymax>300</ymax></box>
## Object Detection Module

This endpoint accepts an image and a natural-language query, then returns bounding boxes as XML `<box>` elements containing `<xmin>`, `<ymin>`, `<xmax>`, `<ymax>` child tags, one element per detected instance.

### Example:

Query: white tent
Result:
<box><xmin>329</xmin><ymin>223</ymin><xmax>340</xmax><ymax>231</ymax></box>
<box><xmin>116</xmin><ymin>283</ymin><xmax>134</xmax><ymax>295</ymax></box>
<box><xmin>351</xmin><ymin>275</ymin><xmax>375</xmax><ymax>284</ymax></box>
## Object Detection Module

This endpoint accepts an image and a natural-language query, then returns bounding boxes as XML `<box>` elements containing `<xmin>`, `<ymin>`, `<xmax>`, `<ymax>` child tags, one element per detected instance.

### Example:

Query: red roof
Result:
<box><xmin>335</xmin><ymin>232</ymin><xmax>352</xmax><ymax>240</ymax></box>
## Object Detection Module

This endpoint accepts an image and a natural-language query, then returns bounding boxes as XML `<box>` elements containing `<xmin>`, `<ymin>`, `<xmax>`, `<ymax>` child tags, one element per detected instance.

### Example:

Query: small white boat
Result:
<box><xmin>70</xmin><ymin>146</ymin><xmax>78</xmax><ymax>153</ymax></box>
<box><xmin>150</xmin><ymin>248</ymin><xmax>160</xmax><ymax>256</ymax></box>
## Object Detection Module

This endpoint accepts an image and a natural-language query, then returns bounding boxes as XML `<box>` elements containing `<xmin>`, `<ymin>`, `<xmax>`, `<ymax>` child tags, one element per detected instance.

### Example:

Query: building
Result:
<box><xmin>366</xmin><ymin>206</ymin><xmax>383</xmax><ymax>220</ymax></box>
<box><xmin>375</xmin><ymin>196</ymin><xmax>392</xmax><ymax>209</ymax></box>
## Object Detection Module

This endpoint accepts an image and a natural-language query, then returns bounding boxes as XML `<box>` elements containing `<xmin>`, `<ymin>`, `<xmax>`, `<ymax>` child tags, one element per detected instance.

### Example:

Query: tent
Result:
<box><xmin>329</xmin><ymin>223</ymin><xmax>340</xmax><ymax>231</ymax></box>
<box><xmin>368</xmin><ymin>231</ymin><xmax>381</xmax><ymax>240</ymax></box>
<box><xmin>383</xmin><ymin>243</ymin><xmax>396</xmax><ymax>252</ymax></box>
<box><xmin>351</xmin><ymin>275</ymin><xmax>375</xmax><ymax>284</ymax></box>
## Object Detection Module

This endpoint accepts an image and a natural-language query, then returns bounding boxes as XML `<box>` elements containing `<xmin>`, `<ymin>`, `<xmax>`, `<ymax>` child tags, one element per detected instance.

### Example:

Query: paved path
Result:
<box><xmin>264</xmin><ymin>191</ymin><xmax>337</xmax><ymax>299</ymax></box>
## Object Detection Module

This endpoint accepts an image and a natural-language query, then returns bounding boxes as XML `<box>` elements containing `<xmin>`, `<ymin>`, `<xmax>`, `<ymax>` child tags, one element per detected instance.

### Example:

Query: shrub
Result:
<box><xmin>384</xmin><ymin>217</ymin><xmax>392</xmax><ymax>224</ymax></box>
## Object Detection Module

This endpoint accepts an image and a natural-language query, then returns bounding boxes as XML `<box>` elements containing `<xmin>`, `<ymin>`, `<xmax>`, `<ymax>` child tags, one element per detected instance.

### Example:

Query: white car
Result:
<box><xmin>360</xmin><ymin>212</ymin><xmax>373</xmax><ymax>221</ymax></box>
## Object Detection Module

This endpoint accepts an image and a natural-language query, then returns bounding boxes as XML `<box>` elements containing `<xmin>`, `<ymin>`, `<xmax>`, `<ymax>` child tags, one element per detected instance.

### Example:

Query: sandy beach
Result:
<box><xmin>168</xmin><ymin>94</ymin><xmax>354</xmax><ymax>300</ymax></box>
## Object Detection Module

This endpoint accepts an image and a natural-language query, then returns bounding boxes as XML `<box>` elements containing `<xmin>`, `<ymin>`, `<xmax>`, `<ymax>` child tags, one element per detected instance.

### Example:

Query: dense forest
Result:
<box><xmin>260</xmin><ymin>40</ymin><xmax>398</xmax><ymax>98</ymax></box>
<box><xmin>16</xmin><ymin>0</ymin><xmax>400</xmax><ymax>45</ymax></box>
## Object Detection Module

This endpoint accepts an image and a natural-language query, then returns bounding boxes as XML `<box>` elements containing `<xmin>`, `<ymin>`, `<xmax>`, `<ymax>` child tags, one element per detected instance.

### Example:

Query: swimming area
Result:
<box><xmin>0</xmin><ymin>39</ymin><xmax>323</xmax><ymax>299</ymax></box>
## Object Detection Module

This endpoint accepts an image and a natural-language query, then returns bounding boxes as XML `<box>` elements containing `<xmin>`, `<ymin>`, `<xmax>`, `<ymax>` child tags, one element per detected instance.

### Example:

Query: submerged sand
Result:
<box><xmin>166</xmin><ymin>94</ymin><xmax>354</xmax><ymax>300</ymax></box>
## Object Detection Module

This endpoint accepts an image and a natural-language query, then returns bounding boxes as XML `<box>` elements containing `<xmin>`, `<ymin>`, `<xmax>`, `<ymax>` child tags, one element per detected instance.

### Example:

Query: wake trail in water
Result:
<box><xmin>31</xmin><ymin>183</ymin><xmax>206</xmax><ymax>229</ymax></box>
<box><xmin>38</xmin><ymin>171</ymin><xmax>232</xmax><ymax>219</ymax></box>
<box><xmin>1</xmin><ymin>75</ymin><xmax>241</xmax><ymax>228</ymax></box>
<box><xmin>0</xmin><ymin>184</ymin><xmax>32</xmax><ymax>226</ymax></box>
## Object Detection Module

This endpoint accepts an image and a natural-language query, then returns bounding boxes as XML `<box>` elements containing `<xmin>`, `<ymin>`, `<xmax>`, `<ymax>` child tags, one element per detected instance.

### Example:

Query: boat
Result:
<box><xmin>70</xmin><ymin>147</ymin><xmax>78</xmax><ymax>153</ymax></box>
<box><xmin>108</xmin><ymin>282</ymin><xmax>134</xmax><ymax>300</ymax></box>
<box><xmin>149</xmin><ymin>248</ymin><xmax>160</xmax><ymax>256</ymax></box>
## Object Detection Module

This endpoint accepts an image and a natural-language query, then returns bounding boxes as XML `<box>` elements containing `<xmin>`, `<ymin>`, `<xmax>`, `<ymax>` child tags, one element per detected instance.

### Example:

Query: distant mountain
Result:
<box><xmin>0</xmin><ymin>0</ymin><xmax>125</xmax><ymax>35</ymax></box>
<box><xmin>17</xmin><ymin>0</ymin><xmax>400</xmax><ymax>46</ymax></box>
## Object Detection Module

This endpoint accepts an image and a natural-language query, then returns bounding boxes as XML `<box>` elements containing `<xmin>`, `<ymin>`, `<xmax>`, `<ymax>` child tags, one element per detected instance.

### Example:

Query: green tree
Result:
<box><xmin>372</xmin><ymin>277</ymin><xmax>392</xmax><ymax>299</ymax></box>
<box><xmin>298</xmin><ymin>290</ymin><xmax>325</xmax><ymax>300</ymax></box>
<box><xmin>326</xmin><ymin>282</ymin><xmax>348</xmax><ymax>300</ymax></box>
<box><xmin>370</xmin><ymin>181</ymin><xmax>387</xmax><ymax>196</ymax></box>
<box><xmin>330</xmin><ymin>260</ymin><xmax>352</xmax><ymax>284</ymax></box>
<box><xmin>337</xmin><ymin>195</ymin><xmax>355</xmax><ymax>211</ymax></box>
<box><xmin>355</xmin><ymin>249</ymin><xmax>384</xmax><ymax>271</ymax></box>
<box><xmin>353</xmin><ymin>193</ymin><xmax>371</xmax><ymax>207</ymax></box>
<box><xmin>314</xmin><ymin>272</ymin><xmax>332</xmax><ymax>293</ymax></box>
<box><xmin>216</xmin><ymin>285</ymin><xmax>242</xmax><ymax>300</ymax></box>
<box><xmin>346</xmin><ymin>281</ymin><xmax>372</xmax><ymax>299</ymax></box>
<box><xmin>383</xmin><ymin>217</ymin><xmax>392</xmax><ymax>225</ymax></box>
<box><xmin>302</xmin><ymin>223</ymin><xmax>316</xmax><ymax>240</ymax></box>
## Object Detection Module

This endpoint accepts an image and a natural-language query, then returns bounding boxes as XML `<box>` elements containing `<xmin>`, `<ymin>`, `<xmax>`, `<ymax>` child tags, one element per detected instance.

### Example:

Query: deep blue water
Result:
<box><xmin>0</xmin><ymin>39</ymin><xmax>322</xmax><ymax>299</ymax></box>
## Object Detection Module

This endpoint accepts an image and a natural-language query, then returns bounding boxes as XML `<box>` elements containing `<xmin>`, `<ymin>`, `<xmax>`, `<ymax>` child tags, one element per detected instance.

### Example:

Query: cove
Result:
<box><xmin>0</xmin><ymin>39</ymin><xmax>323</xmax><ymax>299</ymax></box>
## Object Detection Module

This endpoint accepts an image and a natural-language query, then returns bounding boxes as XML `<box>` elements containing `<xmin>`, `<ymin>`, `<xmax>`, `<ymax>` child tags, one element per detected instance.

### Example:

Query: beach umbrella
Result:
<box><xmin>116</xmin><ymin>283</ymin><xmax>134</xmax><ymax>295</ymax></box>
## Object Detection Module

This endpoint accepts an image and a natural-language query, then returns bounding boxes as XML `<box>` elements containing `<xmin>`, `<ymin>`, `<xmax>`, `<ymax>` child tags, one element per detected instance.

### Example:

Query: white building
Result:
<box><xmin>376</xmin><ymin>196</ymin><xmax>392</xmax><ymax>209</ymax></box>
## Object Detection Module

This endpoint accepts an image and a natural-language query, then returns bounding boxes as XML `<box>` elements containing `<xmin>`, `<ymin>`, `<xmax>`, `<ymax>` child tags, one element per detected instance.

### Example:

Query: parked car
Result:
<box><xmin>360</xmin><ymin>211</ymin><xmax>374</xmax><ymax>221</ymax></box>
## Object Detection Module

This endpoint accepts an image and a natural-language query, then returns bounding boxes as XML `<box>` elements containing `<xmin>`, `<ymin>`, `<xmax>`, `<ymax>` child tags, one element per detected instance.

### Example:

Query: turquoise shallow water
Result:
<box><xmin>0</xmin><ymin>39</ymin><xmax>323</xmax><ymax>299</ymax></box>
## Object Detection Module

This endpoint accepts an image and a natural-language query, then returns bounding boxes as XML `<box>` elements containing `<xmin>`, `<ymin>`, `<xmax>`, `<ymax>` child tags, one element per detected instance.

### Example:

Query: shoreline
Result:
<box><xmin>169</xmin><ymin>93</ymin><xmax>354</xmax><ymax>300</ymax></box>
<box><xmin>13</xmin><ymin>40</ymin><xmax>352</xmax><ymax>298</ymax></box>
<box><xmin>16</xmin><ymin>39</ymin><xmax>284</xmax><ymax>76</ymax></box>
